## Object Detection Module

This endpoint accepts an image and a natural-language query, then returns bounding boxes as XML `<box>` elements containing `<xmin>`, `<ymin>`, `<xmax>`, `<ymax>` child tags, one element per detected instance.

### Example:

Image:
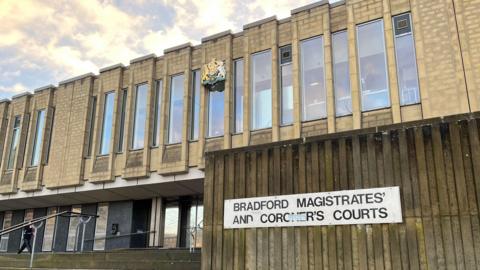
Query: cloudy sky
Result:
<box><xmin>0</xmin><ymin>0</ymin><xmax>339</xmax><ymax>99</ymax></box>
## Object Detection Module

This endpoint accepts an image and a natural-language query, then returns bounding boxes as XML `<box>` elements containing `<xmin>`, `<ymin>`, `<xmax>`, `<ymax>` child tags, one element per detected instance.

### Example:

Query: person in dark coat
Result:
<box><xmin>17</xmin><ymin>224</ymin><xmax>34</xmax><ymax>254</ymax></box>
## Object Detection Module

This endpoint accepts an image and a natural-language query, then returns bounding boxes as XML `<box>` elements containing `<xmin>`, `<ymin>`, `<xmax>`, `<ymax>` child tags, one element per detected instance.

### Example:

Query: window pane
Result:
<box><xmin>163</xmin><ymin>205</ymin><xmax>179</xmax><ymax>248</ymax></box>
<box><xmin>7</xmin><ymin>116</ymin><xmax>21</xmax><ymax>169</ymax></box>
<box><xmin>66</xmin><ymin>205</ymin><xmax>82</xmax><ymax>251</ymax></box>
<box><xmin>42</xmin><ymin>207</ymin><xmax>57</xmax><ymax>252</ymax></box>
<box><xmin>251</xmin><ymin>51</ymin><xmax>272</xmax><ymax>130</ymax></box>
<box><xmin>168</xmin><ymin>74</ymin><xmax>184</xmax><ymax>144</ymax></box>
<box><xmin>0</xmin><ymin>211</ymin><xmax>12</xmax><ymax>251</ymax></box>
<box><xmin>357</xmin><ymin>20</ymin><xmax>390</xmax><ymax>111</ymax></box>
<box><xmin>117</xmin><ymin>89</ymin><xmax>127</xmax><ymax>152</ymax></box>
<box><xmin>332</xmin><ymin>31</ymin><xmax>352</xmax><ymax>116</ymax></box>
<box><xmin>234</xmin><ymin>59</ymin><xmax>244</xmax><ymax>133</ymax></box>
<box><xmin>132</xmin><ymin>84</ymin><xmax>148</xmax><ymax>149</ymax></box>
<box><xmin>208</xmin><ymin>91</ymin><xmax>224</xmax><ymax>137</ymax></box>
<box><xmin>186</xmin><ymin>202</ymin><xmax>203</xmax><ymax>248</ymax></box>
<box><xmin>191</xmin><ymin>71</ymin><xmax>201</xmax><ymax>140</ymax></box>
<box><xmin>93</xmin><ymin>203</ymin><xmax>109</xmax><ymax>251</ymax></box>
<box><xmin>281</xmin><ymin>64</ymin><xmax>293</xmax><ymax>125</ymax></box>
<box><xmin>153</xmin><ymin>81</ymin><xmax>163</xmax><ymax>146</ymax></box>
<box><xmin>31</xmin><ymin>110</ymin><xmax>46</xmax><ymax>166</ymax></box>
<box><xmin>99</xmin><ymin>92</ymin><xmax>115</xmax><ymax>155</ymax></box>
<box><xmin>393</xmin><ymin>15</ymin><xmax>420</xmax><ymax>106</ymax></box>
<box><xmin>301</xmin><ymin>37</ymin><xmax>326</xmax><ymax>121</ymax></box>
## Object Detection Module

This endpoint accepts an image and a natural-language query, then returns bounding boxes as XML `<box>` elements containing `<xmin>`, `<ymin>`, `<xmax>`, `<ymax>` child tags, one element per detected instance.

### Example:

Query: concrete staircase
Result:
<box><xmin>0</xmin><ymin>248</ymin><xmax>200</xmax><ymax>270</ymax></box>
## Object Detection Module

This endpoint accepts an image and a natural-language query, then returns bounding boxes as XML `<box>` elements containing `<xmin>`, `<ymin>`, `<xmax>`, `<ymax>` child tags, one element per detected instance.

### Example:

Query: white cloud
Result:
<box><xmin>0</xmin><ymin>0</ymin><xmax>338</xmax><ymax>96</ymax></box>
<box><xmin>0</xmin><ymin>83</ymin><xmax>29</xmax><ymax>95</ymax></box>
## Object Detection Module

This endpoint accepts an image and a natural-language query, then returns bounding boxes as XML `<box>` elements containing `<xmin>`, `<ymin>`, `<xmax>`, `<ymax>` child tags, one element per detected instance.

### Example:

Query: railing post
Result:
<box><xmin>30</xmin><ymin>221</ymin><xmax>44</xmax><ymax>269</ymax></box>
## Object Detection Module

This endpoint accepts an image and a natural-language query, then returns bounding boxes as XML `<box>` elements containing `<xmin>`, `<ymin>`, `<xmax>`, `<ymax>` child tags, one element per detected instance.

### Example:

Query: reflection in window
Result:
<box><xmin>191</xmin><ymin>71</ymin><xmax>201</xmax><ymax>140</ymax></box>
<box><xmin>7</xmin><ymin>116</ymin><xmax>21</xmax><ymax>169</ymax></box>
<box><xmin>393</xmin><ymin>13</ymin><xmax>420</xmax><ymax>105</ymax></box>
<box><xmin>280</xmin><ymin>45</ymin><xmax>293</xmax><ymax>125</ymax></box>
<box><xmin>31</xmin><ymin>110</ymin><xmax>46</xmax><ymax>166</ymax></box>
<box><xmin>301</xmin><ymin>37</ymin><xmax>326</xmax><ymax>121</ymax></box>
<box><xmin>332</xmin><ymin>31</ymin><xmax>352</xmax><ymax>116</ymax></box>
<box><xmin>132</xmin><ymin>84</ymin><xmax>148</xmax><ymax>150</ymax></box>
<box><xmin>168</xmin><ymin>74</ymin><xmax>184</xmax><ymax>144</ymax></box>
<box><xmin>42</xmin><ymin>207</ymin><xmax>57</xmax><ymax>252</ymax></box>
<box><xmin>357</xmin><ymin>20</ymin><xmax>390</xmax><ymax>111</ymax></box>
<box><xmin>93</xmin><ymin>203</ymin><xmax>109</xmax><ymax>251</ymax></box>
<box><xmin>66</xmin><ymin>205</ymin><xmax>82</xmax><ymax>251</ymax></box>
<box><xmin>99</xmin><ymin>92</ymin><xmax>115</xmax><ymax>155</ymax></box>
<box><xmin>163</xmin><ymin>205</ymin><xmax>179</xmax><ymax>248</ymax></box>
<box><xmin>233</xmin><ymin>59</ymin><xmax>244</xmax><ymax>133</ymax></box>
<box><xmin>0</xmin><ymin>211</ymin><xmax>12</xmax><ymax>251</ymax></box>
<box><xmin>251</xmin><ymin>51</ymin><xmax>272</xmax><ymax>130</ymax></box>
<box><xmin>153</xmin><ymin>81</ymin><xmax>163</xmax><ymax>146</ymax></box>
<box><xmin>208</xmin><ymin>91</ymin><xmax>224</xmax><ymax>137</ymax></box>
<box><xmin>117</xmin><ymin>89</ymin><xmax>127</xmax><ymax>152</ymax></box>
<box><xmin>186</xmin><ymin>202</ymin><xmax>203</xmax><ymax>248</ymax></box>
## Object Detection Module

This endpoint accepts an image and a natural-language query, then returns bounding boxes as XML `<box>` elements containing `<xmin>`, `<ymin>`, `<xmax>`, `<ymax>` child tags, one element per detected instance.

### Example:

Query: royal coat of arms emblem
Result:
<box><xmin>201</xmin><ymin>58</ymin><xmax>226</xmax><ymax>92</ymax></box>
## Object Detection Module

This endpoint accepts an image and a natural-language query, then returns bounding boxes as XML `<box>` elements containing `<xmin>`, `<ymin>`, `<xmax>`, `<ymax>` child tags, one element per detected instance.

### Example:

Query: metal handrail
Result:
<box><xmin>0</xmin><ymin>211</ymin><xmax>97</xmax><ymax>237</ymax></box>
<box><xmin>0</xmin><ymin>211</ymin><xmax>98</xmax><ymax>269</ymax></box>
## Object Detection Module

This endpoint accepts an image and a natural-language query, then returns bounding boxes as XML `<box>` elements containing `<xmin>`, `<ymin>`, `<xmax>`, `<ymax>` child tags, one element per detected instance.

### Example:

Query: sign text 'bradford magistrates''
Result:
<box><xmin>224</xmin><ymin>187</ymin><xmax>402</xmax><ymax>229</ymax></box>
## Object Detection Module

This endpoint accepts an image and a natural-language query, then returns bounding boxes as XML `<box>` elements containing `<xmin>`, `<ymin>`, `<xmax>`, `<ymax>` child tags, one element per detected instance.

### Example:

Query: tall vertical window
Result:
<box><xmin>191</xmin><ymin>71</ymin><xmax>201</xmax><ymax>140</ymax></box>
<box><xmin>87</xmin><ymin>97</ymin><xmax>97</xmax><ymax>156</ymax></box>
<box><xmin>153</xmin><ymin>81</ymin><xmax>163</xmax><ymax>146</ymax></box>
<box><xmin>208</xmin><ymin>90</ymin><xmax>224</xmax><ymax>137</ymax></box>
<box><xmin>233</xmin><ymin>59</ymin><xmax>244</xmax><ymax>133</ymax></box>
<box><xmin>93</xmin><ymin>203</ymin><xmax>109</xmax><ymax>251</ymax></box>
<box><xmin>301</xmin><ymin>36</ymin><xmax>326</xmax><ymax>121</ymax></box>
<box><xmin>132</xmin><ymin>84</ymin><xmax>148</xmax><ymax>150</ymax></box>
<box><xmin>31</xmin><ymin>109</ymin><xmax>46</xmax><ymax>166</ymax></box>
<box><xmin>251</xmin><ymin>50</ymin><xmax>272</xmax><ymax>130</ymax></box>
<box><xmin>357</xmin><ymin>20</ymin><xmax>390</xmax><ymax>111</ymax></box>
<box><xmin>42</xmin><ymin>207</ymin><xmax>57</xmax><ymax>252</ymax></box>
<box><xmin>99</xmin><ymin>92</ymin><xmax>115</xmax><ymax>155</ymax></box>
<box><xmin>0</xmin><ymin>211</ymin><xmax>12</xmax><ymax>251</ymax></box>
<box><xmin>280</xmin><ymin>45</ymin><xmax>293</xmax><ymax>125</ymax></box>
<box><xmin>163</xmin><ymin>204</ymin><xmax>179</xmax><ymax>248</ymax></box>
<box><xmin>186</xmin><ymin>200</ymin><xmax>203</xmax><ymax>248</ymax></box>
<box><xmin>117</xmin><ymin>89</ymin><xmax>127</xmax><ymax>152</ymax></box>
<box><xmin>332</xmin><ymin>31</ymin><xmax>352</xmax><ymax>116</ymax></box>
<box><xmin>6</xmin><ymin>116</ymin><xmax>21</xmax><ymax>169</ymax></box>
<box><xmin>168</xmin><ymin>74</ymin><xmax>185</xmax><ymax>144</ymax></box>
<box><xmin>393</xmin><ymin>13</ymin><xmax>420</xmax><ymax>105</ymax></box>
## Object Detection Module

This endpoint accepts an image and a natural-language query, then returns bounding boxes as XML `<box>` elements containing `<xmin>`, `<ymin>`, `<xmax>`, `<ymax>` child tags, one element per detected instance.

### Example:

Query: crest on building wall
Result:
<box><xmin>201</xmin><ymin>58</ymin><xmax>226</xmax><ymax>92</ymax></box>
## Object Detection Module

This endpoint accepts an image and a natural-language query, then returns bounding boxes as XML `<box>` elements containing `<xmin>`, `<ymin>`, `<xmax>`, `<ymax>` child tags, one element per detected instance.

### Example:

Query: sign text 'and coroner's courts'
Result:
<box><xmin>224</xmin><ymin>187</ymin><xmax>402</xmax><ymax>229</ymax></box>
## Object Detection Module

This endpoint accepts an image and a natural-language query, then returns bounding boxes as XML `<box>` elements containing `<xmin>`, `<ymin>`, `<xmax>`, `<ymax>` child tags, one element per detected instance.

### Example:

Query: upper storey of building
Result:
<box><xmin>0</xmin><ymin>0</ymin><xmax>478</xmax><ymax>194</ymax></box>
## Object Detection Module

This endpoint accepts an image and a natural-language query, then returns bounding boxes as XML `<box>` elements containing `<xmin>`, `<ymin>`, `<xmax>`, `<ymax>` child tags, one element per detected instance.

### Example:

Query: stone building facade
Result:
<box><xmin>0</xmin><ymin>0</ymin><xmax>479</xmax><ymax>254</ymax></box>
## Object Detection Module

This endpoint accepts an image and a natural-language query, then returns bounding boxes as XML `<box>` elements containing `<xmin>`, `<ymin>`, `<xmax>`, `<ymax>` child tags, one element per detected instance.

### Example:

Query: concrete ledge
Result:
<box><xmin>129</xmin><ymin>54</ymin><xmax>156</xmax><ymax>64</ymax></box>
<box><xmin>59</xmin><ymin>72</ymin><xmax>95</xmax><ymax>85</ymax></box>
<box><xmin>99</xmin><ymin>63</ymin><xmax>125</xmax><ymax>73</ymax></box>
<box><xmin>34</xmin><ymin>84</ymin><xmax>55</xmax><ymax>93</ymax></box>
<box><xmin>164</xmin><ymin>42</ymin><xmax>192</xmax><ymax>54</ymax></box>
<box><xmin>243</xmin><ymin>16</ymin><xmax>277</xmax><ymax>30</ymax></box>
<box><xmin>0</xmin><ymin>99</ymin><xmax>10</xmax><ymax>104</ymax></box>
<box><xmin>11</xmin><ymin>91</ymin><xmax>32</xmax><ymax>100</ymax></box>
<box><xmin>201</xmin><ymin>30</ymin><xmax>232</xmax><ymax>43</ymax></box>
<box><xmin>291</xmin><ymin>0</ymin><xmax>329</xmax><ymax>15</ymax></box>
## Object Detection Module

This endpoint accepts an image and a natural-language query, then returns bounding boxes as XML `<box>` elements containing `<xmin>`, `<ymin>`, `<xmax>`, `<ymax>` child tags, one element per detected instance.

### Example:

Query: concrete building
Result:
<box><xmin>0</xmin><ymin>0</ymin><xmax>479</xmax><ymax>268</ymax></box>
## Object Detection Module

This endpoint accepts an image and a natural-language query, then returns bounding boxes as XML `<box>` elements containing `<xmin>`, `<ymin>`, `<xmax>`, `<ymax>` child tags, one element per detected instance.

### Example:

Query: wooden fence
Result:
<box><xmin>202</xmin><ymin>113</ymin><xmax>480</xmax><ymax>270</ymax></box>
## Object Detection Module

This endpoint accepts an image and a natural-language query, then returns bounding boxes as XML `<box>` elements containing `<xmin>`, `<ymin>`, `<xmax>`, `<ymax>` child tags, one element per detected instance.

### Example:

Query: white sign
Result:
<box><xmin>224</xmin><ymin>187</ymin><xmax>402</xmax><ymax>229</ymax></box>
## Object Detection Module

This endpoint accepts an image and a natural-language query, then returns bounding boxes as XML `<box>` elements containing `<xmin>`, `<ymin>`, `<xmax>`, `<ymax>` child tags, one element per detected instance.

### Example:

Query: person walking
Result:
<box><xmin>17</xmin><ymin>224</ymin><xmax>34</xmax><ymax>254</ymax></box>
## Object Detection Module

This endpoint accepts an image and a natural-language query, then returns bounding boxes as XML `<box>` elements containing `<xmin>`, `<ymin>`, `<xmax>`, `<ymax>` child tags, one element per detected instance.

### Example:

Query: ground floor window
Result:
<box><xmin>0</xmin><ymin>211</ymin><xmax>12</xmax><ymax>251</ymax></box>
<box><xmin>163</xmin><ymin>203</ymin><xmax>179</xmax><ymax>248</ymax></box>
